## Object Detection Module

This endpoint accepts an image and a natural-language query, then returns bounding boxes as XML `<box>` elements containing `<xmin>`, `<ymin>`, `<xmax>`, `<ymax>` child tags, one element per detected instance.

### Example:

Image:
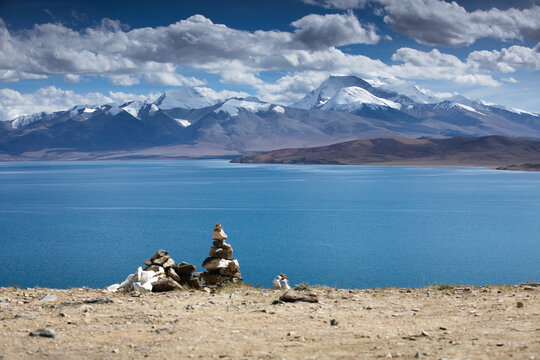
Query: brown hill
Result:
<box><xmin>231</xmin><ymin>136</ymin><xmax>540</xmax><ymax>167</ymax></box>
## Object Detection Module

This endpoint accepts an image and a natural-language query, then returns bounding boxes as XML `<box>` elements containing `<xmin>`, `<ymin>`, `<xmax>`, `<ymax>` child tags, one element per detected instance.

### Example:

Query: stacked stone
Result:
<box><xmin>144</xmin><ymin>249</ymin><xmax>202</xmax><ymax>291</ymax></box>
<box><xmin>201</xmin><ymin>223</ymin><xmax>242</xmax><ymax>285</ymax></box>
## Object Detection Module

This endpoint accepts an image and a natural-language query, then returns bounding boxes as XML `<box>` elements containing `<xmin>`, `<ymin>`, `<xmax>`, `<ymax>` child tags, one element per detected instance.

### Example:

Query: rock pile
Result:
<box><xmin>107</xmin><ymin>249</ymin><xmax>201</xmax><ymax>293</ymax></box>
<box><xmin>201</xmin><ymin>223</ymin><xmax>243</xmax><ymax>285</ymax></box>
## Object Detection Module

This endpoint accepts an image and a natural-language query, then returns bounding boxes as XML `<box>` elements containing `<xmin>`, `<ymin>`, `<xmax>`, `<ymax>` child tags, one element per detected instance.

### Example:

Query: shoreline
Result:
<box><xmin>1</xmin><ymin>283</ymin><xmax>538</xmax><ymax>359</ymax></box>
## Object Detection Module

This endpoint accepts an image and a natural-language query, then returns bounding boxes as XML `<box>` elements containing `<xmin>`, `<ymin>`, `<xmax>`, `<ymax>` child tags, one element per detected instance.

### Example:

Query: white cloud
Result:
<box><xmin>502</xmin><ymin>76</ymin><xmax>518</xmax><ymax>83</ymax></box>
<box><xmin>0</xmin><ymin>87</ymin><xmax>158</xmax><ymax>121</ymax></box>
<box><xmin>467</xmin><ymin>45</ymin><xmax>540</xmax><ymax>72</ymax></box>
<box><xmin>303</xmin><ymin>0</ymin><xmax>540</xmax><ymax>46</ymax></box>
<box><xmin>0</xmin><ymin>13</ymin><xmax>379</xmax><ymax>85</ymax></box>
<box><xmin>291</xmin><ymin>11</ymin><xmax>379</xmax><ymax>49</ymax></box>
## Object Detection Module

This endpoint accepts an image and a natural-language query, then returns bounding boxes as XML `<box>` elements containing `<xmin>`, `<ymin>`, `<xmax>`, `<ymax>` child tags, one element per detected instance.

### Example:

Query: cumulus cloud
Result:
<box><xmin>0</xmin><ymin>87</ymin><xmax>158</xmax><ymax>121</ymax></box>
<box><xmin>291</xmin><ymin>11</ymin><xmax>379</xmax><ymax>49</ymax></box>
<box><xmin>0</xmin><ymin>13</ymin><xmax>380</xmax><ymax>85</ymax></box>
<box><xmin>303</xmin><ymin>0</ymin><xmax>540</xmax><ymax>46</ymax></box>
<box><xmin>467</xmin><ymin>45</ymin><xmax>540</xmax><ymax>72</ymax></box>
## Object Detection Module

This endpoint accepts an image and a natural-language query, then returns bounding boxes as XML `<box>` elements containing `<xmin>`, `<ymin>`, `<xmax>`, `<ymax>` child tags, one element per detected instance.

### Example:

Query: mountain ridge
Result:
<box><xmin>1</xmin><ymin>75</ymin><xmax>539</xmax><ymax>160</ymax></box>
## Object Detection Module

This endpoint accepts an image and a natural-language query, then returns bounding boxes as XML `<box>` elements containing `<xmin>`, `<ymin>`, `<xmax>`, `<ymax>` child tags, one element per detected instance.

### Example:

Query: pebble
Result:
<box><xmin>29</xmin><ymin>328</ymin><xmax>57</xmax><ymax>339</ymax></box>
<box><xmin>40</xmin><ymin>294</ymin><xmax>57</xmax><ymax>302</ymax></box>
<box><xmin>330</xmin><ymin>319</ymin><xmax>339</xmax><ymax>326</ymax></box>
<box><xmin>517</xmin><ymin>301</ymin><xmax>524</xmax><ymax>308</ymax></box>
<box><xmin>112</xmin><ymin>349</ymin><xmax>119</xmax><ymax>354</ymax></box>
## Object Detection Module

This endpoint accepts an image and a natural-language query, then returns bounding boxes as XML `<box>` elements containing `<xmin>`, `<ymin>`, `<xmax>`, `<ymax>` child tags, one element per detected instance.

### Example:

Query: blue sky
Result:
<box><xmin>1</xmin><ymin>0</ymin><xmax>539</xmax><ymax>120</ymax></box>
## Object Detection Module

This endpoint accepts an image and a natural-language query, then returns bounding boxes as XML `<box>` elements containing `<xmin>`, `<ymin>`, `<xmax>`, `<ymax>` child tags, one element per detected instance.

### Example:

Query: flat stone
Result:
<box><xmin>187</xmin><ymin>274</ymin><xmax>203</xmax><ymax>289</ymax></box>
<box><xmin>212</xmin><ymin>223</ymin><xmax>228</xmax><ymax>240</ymax></box>
<box><xmin>151</xmin><ymin>277</ymin><xmax>181</xmax><ymax>292</ymax></box>
<box><xmin>144</xmin><ymin>265</ymin><xmax>163</xmax><ymax>272</ymax></box>
<box><xmin>153</xmin><ymin>255</ymin><xmax>171</xmax><ymax>266</ymax></box>
<box><xmin>143</xmin><ymin>259</ymin><xmax>152</xmax><ymax>267</ymax></box>
<box><xmin>209</xmin><ymin>246</ymin><xmax>233</xmax><ymax>259</ymax></box>
<box><xmin>173</xmin><ymin>262</ymin><xmax>196</xmax><ymax>274</ymax></box>
<box><xmin>279</xmin><ymin>290</ymin><xmax>319</xmax><ymax>303</ymax></box>
<box><xmin>40</xmin><ymin>294</ymin><xmax>57</xmax><ymax>302</ymax></box>
<box><xmin>219</xmin><ymin>268</ymin><xmax>241</xmax><ymax>277</ymax></box>
<box><xmin>151</xmin><ymin>249</ymin><xmax>168</xmax><ymax>260</ymax></box>
<box><xmin>168</xmin><ymin>268</ymin><xmax>182</xmax><ymax>282</ymax></box>
<box><xmin>29</xmin><ymin>328</ymin><xmax>57</xmax><ymax>338</ymax></box>
<box><xmin>161</xmin><ymin>257</ymin><xmax>175</xmax><ymax>268</ymax></box>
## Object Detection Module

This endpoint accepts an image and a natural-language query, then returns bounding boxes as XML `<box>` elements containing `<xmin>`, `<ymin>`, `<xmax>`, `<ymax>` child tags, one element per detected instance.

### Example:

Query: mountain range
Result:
<box><xmin>1</xmin><ymin>75</ymin><xmax>539</xmax><ymax>160</ymax></box>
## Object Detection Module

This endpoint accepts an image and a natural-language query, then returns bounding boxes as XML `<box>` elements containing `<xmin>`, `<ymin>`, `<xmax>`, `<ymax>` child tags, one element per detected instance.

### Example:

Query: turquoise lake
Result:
<box><xmin>0</xmin><ymin>160</ymin><xmax>539</xmax><ymax>289</ymax></box>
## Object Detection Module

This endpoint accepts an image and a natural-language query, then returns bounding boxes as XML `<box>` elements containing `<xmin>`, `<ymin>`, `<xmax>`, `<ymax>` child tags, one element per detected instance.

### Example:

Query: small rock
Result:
<box><xmin>412</xmin><ymin>308</ymin><xmax>420</xmax><ymax>312</ymax></box>
<box><xmin>29</xmin><ymin>328</ymin><xmax>57</xmax><ymax>339</ymax></box>
<box><xmin>272</xmin><ymin>299</ymin><xmax>285</xmax><ymax>305</ymax></box>
<box><xmin>496</xmin><ymin>343</ymin><xmax>504</xmax><ymax>346</ymax></box>
<box><xmin>168</xmin><ymin>268</ymin><xmax>182</xmax><ymax>282</ymax></box>
<box><xmin>58</xmin><ymin>312</ymin><xmax>67</xmax><ymax>317</ymax></box>
<box><xmin>151</xmin><ymin>277</ymin><xmax>181</xmax><ymax>292</ymax></box>
<box><xmin>517</xmin><ymin>301</ymin><xmax>524</xmax><ymax>308</ymax></box>
<box><xmin>330</xmin><ymin>319</ymin><xmax>339</xmax><ymax>326</ymax></box>
<box><xmin>174</xmin><ymin>262</ymin><xmax>196</xmax><ymax>274</ymax></box>
<box><xmin>439</xmin><ymin>326</ymin><xmax>447</xmax><ymax>330</ymax></box>
<box><xmin>79</xmin><ymin>304</ymin><xmax>92</xmax><ymax>312</ymax></box>
<box><xmin>151</xmin><ymin>249</ymin><xmax>168</xmax><ymax>260</ymax></box>
<box><xmin>279</xmin><ymin>290</ymin><xmax>319</xmax><ymax>303</ymax></box>
<box><xmin>40</xmin><ymin>294</ymin><xmax>57</xmax><ymax>302</ymax></box>
<box><xmin>415</xmin><ymin>352</ymin><xmax>421</xmax><ymax>359</ymax></box>
<box><xmin>153</xmin><ymin>255</ymin><xmax>171</xmax><ymax>266</ymax></box>
<box><xmin>130</xmin><ymin>291</ymin><xmax>141</xmax><ymax>297</ymax></box>
<box><xmin>421</xmin><ymin>330</ymin><xmax>430</xmax><ymax>337</ymax></box>
<box><xmin>112</xmin><ymin>349</ymin><xmax>119</xmax><ymax>354</ymax></box>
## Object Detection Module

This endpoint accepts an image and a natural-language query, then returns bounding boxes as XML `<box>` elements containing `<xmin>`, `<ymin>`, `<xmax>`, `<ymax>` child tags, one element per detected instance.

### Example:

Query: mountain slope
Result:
<box><xmin>232</xmin><ymin>136</ymin><xmax>540</xmax><ymax>166</ymax></box>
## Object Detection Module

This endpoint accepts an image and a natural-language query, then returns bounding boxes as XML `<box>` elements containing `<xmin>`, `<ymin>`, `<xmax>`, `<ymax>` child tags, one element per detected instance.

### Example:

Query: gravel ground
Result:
<box><xmin>0</xmin><ymin>284</ymin><xmax>538</xmax><ymax>359</ymax></box>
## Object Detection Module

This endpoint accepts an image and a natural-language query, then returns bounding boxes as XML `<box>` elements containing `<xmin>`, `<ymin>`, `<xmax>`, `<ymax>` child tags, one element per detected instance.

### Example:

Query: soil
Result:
<box><xmin>0</xmin><ymin>284</ymin><xmax>538</xmax><ymax>359</ymax></box>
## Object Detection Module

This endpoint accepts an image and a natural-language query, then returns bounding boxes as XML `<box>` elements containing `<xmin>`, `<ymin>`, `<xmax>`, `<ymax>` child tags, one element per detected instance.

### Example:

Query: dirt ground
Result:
<box><xmin>0</xmin><ymin>284</ymin><xmax>538</xmax><ymax>359</ymax></box>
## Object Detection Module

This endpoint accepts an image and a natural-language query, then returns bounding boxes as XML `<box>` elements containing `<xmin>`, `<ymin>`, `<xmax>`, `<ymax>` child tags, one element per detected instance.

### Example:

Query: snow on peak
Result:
<box><xmin>148</xmin><ymin>103</ymin><xmax>159</xmax><ymax>116</ymax></box>
<box><xmin>455</xmin><ymin>103</ymin><xmax>485</xmax><ymax>115</ymax></box>
<box><xmin>69</xmin><ymin>105</ymin><xmax>97</xmax><ymax>117</ymax></box>
<box><xmin>121</xmin><ymin>101</ymin><xmax>146</xmax><ymax>119</ymax></box>
<box><xmin>174</xmin><ymin>119</ymin><xmax>191</xmax><ymax>127</ymax></box>
<box><xmin>272</xmin><ymin>105</ymin><xmax>285</xmax><ymax>114</ymax></box>
<box><xmin>508</xmin><ymin>107</ymin><xmax>539</xmax><ymax>117</ymax></box>
<box><xmin>321</xmin><ymin>86</ymin><xmax>401</xmax><ymax>111</ymax></box>
<box><xmin>291</xmin><ymin>76</ymin><xmax>371</xmax><ymax>110</ymax></box>
<box><xmin>214</xmin><ymin>99</ymin><xmax>272</xmax><ymax>116</ymax></box>
<box><xmin>11</xmin><ymin>112</ymin><xmax>47</xmax><ymax>129</ymax></box>
<box><xmin>155</xmin><ymin>87</ymin><xmax>248</xmax><ymax>110</ymax></box>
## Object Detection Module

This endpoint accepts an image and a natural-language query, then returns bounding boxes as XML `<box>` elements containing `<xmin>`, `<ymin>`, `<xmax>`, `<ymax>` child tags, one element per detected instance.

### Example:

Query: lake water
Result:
<box><xmin>0</xmin><ymin>160</ymin><xmax>539</xmax><ymax>289</ymax></box>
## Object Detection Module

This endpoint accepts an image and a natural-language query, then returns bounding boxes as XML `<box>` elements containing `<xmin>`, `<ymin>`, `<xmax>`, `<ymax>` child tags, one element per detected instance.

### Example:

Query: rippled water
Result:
<box><xmin>0</xmin><ymin>160</ymin><xmax>539</xmax><ymax>289</ymax></box>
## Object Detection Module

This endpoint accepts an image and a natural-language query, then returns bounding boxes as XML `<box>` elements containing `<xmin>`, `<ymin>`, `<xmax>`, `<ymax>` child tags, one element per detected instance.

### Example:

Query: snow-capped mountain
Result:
<box><xmin>1</xmin><ymin>75</ymin><xmax>539</xmax><ymax>159</ymax></box>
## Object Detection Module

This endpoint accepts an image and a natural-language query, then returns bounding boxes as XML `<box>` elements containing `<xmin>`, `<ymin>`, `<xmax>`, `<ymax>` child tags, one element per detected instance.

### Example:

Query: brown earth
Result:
<box><xmin>0</xmin><ymin>284</ymin><xmax>538</xmax><ymax>359</ymax></box>
<box><xmin>232</xmin><ymin>136</ymin><xmax>540</xmax><ymax>169</ymax></box>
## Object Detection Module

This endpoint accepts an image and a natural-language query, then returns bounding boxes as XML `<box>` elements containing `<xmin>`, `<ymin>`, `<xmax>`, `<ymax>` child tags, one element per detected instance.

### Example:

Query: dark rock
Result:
<box><xmin>279</xmin><ymin>290</ymin><xmax>319</xmax><ymax>303</ymax></box>
<box><xmin>144</xmin><ymin>265</ymin><xmax>162</xmax><ymax>272</ymax></box>
<box><xmin>272</xmin><ymin>299</ymin><xmax>285</xmax><ymax>305</ymax></box>
<box><xmin>130</xmin><ymin>291</ymin><xmax>141</xmax><ymax>297</ymax></box>
<box><xmin>202</xmin><ymin>272</ymin><xmax>224</xmax><ymax>284</ymax></box>
<box><xmin>151</xmin><ymin>249</ymin><xmax>168</xmax><ymax>260</ymax></box>
<box><xmin>187</xmin><ymin>274</ymin><xmax>203</xmax><ymax>289</ymax></box>
<box><xmin>151</xmin><ymin>277</ymin><xmax>181</xmax><ymax>292</ymax></box>
<box><xmin>173</xmin><ymin>262</ymin><xmax>196</xmax><ymax>274</ymax></box>
<box><xmin>29</xmin><ymin>328</ymin><xmax>57</xmax><ymax>338</ymax></box>
<box><xmin>213</xmin><ymin>240</ymin><xmax>226</xmax><ymax>248</ymax></box>
<box><xmin>83</xmin><ymin>297</ymin><xmax>113</xmax><ymax>304</ymax></box>
<box><xmin>219</xmin><ymin>268</ymin><xmax>241</xmax><ymax>277</ymax></box>
<box><xmin>153</xmin><ymin>255</ymin><xmax>171</xmax><ymax>266</ymax></box>
<box><xmin>209</xmin><ymin>246</ymin><xmax>233</xmax><ymax>259</ymax></box>
<box><xmin>517</xmin><ymin>301</ymin><xmax>524</xmax><ymax>308</ymax></box>
<box><xmin>330</xmin><ymin>319</ymin><xmax>339</xmax><ymax>326</ymax></box>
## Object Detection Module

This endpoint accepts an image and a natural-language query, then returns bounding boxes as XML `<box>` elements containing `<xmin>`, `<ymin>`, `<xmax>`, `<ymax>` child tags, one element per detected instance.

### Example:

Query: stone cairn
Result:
<box><xmin>143</xmin><ymin>249</ymin><xmax>203</xmax><ymax>291</ymax></box>
<box><xmin>201</xmin><ymin>223</ymin><xmax>243</xmax><ymax>285</ymax></box>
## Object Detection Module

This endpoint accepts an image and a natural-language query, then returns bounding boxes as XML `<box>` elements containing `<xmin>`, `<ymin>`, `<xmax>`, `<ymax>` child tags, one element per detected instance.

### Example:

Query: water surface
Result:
<box><xmin>0</xmin><ymin>160</ymin><xmax>538</xmax><ymax>289</ymax></box>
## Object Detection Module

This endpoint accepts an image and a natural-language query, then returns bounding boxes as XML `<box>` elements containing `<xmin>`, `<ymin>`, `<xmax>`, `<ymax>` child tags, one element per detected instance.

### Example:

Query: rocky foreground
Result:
<box><xmin>0</xmin><ymin>284</ymin><xmax>538</xmax><ymax>359</ymax></box>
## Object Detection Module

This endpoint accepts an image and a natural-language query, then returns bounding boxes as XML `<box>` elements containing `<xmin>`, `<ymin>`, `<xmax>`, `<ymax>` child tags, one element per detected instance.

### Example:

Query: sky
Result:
<box><xmin>1</xmin><ymin>0</ymin><xmax>540</xmax><ymax>120</ymax></box>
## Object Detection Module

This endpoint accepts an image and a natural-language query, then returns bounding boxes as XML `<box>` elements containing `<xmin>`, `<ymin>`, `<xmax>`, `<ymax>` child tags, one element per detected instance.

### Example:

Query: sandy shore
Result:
<box><xmin>0</xmin><ymin>284</ymin><xmax>538</xmax><ymax>359</ymax></box>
